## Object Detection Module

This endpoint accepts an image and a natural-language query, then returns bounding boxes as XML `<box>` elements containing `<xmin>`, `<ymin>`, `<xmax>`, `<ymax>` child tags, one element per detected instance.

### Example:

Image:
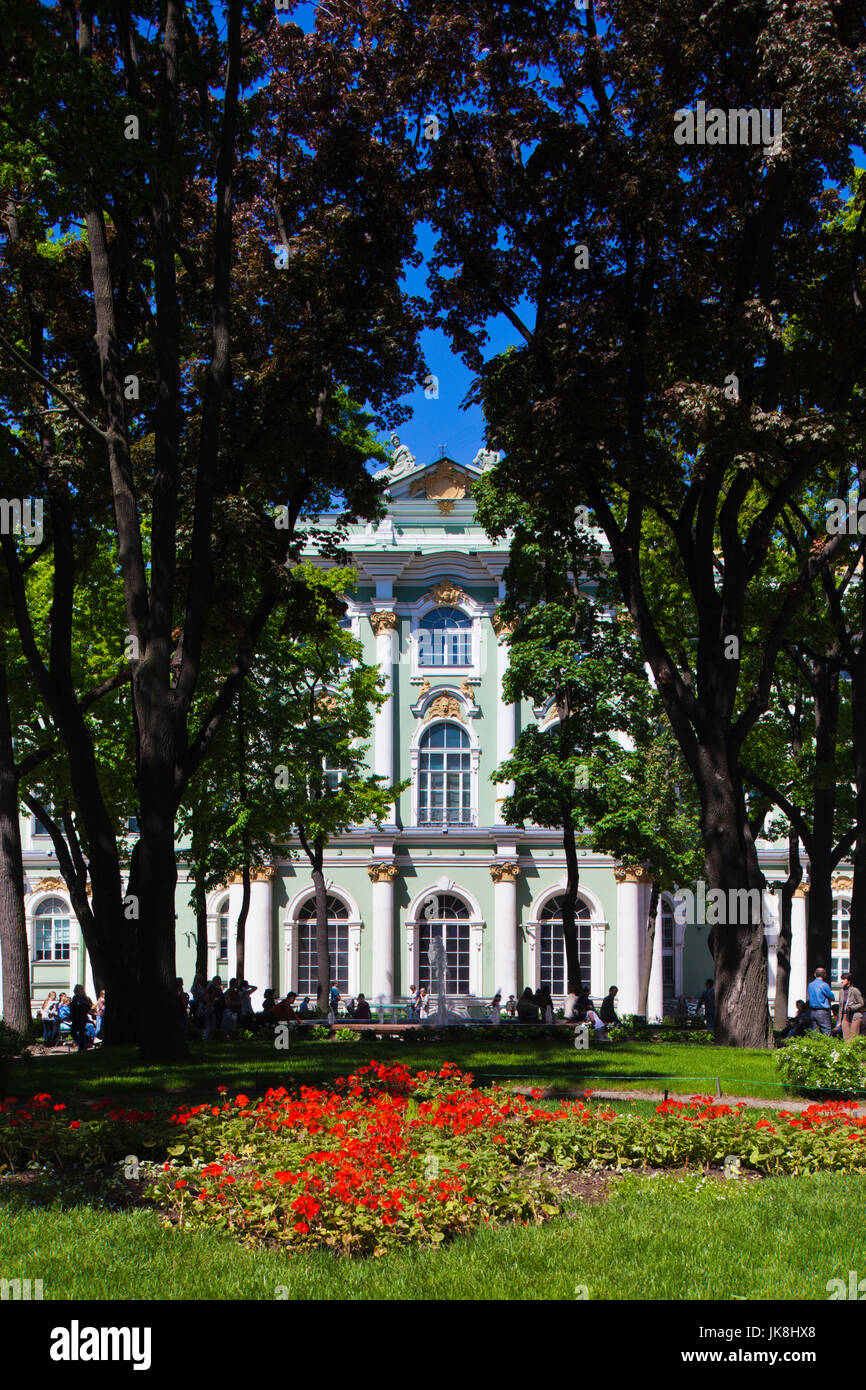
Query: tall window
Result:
<box><xmin>34</xmin><ymin>897</ymin><xmax>71</xmax><ymax>962</ymax></box>
<box><xmin>218</xmin><ymin>901</ymin><xmax>229</xmax><ymax>964</ymax></box>
<box><xmin>418</xmin><ymin>893</ymin><xmax>471</xmax><ymax>995</ymax></box>
<box><xmin>539</xmin><ymin>896</ymin><xmax>592</xmax><ymax>995</ymax></box>
<box><xmin>297</xmin><ymin>894</ymin><xmax>349</xmax><ymax>996</ymax></box>
<box><xmin>418</xmin><ymin>723</ymin><xmax>473</xmax><ymax>826</ymax></box>
<box><xmin>323</xmin><ymin>756</ymin><xmax>345</xmax><ymax>793</ymax></box>
<box><xmin>31</xmin><ymin>802</ymin><xmax>53</xmax><ymax>838</ymax></box>
<box><xmin>661</xmin><ymin>898</ymin><xmax>675</xmax><ymax>990</ymax></box>
<box><xmin>418</xmin><ymin>607</ymin><xmax>472</xmax><ymax>667</ymax></box>
<box><xmin>832</xmin><ymin>897</ymin><xmax>850</xmax><ymax>984</ymax></box>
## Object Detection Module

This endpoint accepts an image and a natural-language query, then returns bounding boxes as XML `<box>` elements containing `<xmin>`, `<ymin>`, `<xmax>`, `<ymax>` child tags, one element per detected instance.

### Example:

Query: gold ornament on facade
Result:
<box><xmin>832</xmin><ymin>875</ymin><xmax>853</xmax><ymax>894</ymax></box>
<box><xmin>428</xmin><ymin>580</ymin><xmax>467</xmax><ymax>608</ymax></box>
<box><xmin>491</xmin><ymin>611</ymin><xmax>518</xmax><ymax>637</ymax></box>
<box><xmin>417</xmin><ymin>679</ymin><xmax>431</xmax><ymax>696</ymax></box>
<box><xmin>227</xmin><ymin>865</ymin><xmax>276</xmax><ymax>885</ymax></box>
<box><xmin>32</xmin><ymin>877</ymin><xmax>67</xmax><ymax>894</ymax></box>
<box><xmin>793</xmin><ymin>883</ymin><xmax>810</xmax><ymax>898</ymax></box>
<box><xmin>489</xmin><ymin>861</ymin><xmax>521</xmax><ymax>884</ymax></box>
<box><xmin>460</xmin><ymin>681</ymin><xmax>478</xmax><ymax>705</ymax></box>
<box><xmin>367</xmin><ymin>861</ymin><xmax>400</xmax><ymax>884</ymax></box>
<box><xmin>613</xmin><ymin>865</ymin><xmax>656</xmax><ymax>884</ymax></box>
<box><xmin>423</xmin><ymin>694</ymin><xmax>463</xmax><ymax>723</ymax></box>
<box><xmin>409</xmin><ymin>460</ymin><xmax>471</xmax><ymax>503</ymax></box>
<box><xmin>369</xmin><ymin>610</ymin><xmax>399</xmax><ymax>636</ymax></box>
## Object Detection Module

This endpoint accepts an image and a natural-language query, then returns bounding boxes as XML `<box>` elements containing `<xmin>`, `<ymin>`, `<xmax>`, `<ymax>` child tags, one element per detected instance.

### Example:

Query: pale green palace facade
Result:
<box><xmin>12</xmin><ymin>449</ymin><xmax>856</xmax><ymax>1021</ymax></box>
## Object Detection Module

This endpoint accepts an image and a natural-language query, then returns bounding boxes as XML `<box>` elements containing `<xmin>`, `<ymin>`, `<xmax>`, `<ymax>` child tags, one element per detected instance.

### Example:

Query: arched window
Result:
<box><xmin>418</xmin><ymin>723</ymin><xmax>473</xmax><ymax>826</ymax></box>
<box><xmin>418</xmin><ymin>892</ymin><xmax>471</xmax><ymax>995</ymax></box>
<box><xmin>418</xmin><ymin>607</ymin><xmax>472</xmax><ymax>667</ymax></box>
<box><xmin>832</xmin><ymin>897</ymin><xmax>850</xmax><ymax>984</ymax></box>
<box><xmin>217</xmin><ymin>901</ymin><xmax>229</xmax><ymax>964</ymax></box>
<box><xmin>538</xmin><ymin>896</ymin><xmax>591</xmax><ymax>996</ymax></box>
<box><xmin>34</xmin><ymin>897</ymin><xmax>71</xmax><ymax>962</ymax></box>
<box><xmin>661</xmin><ymin>898</ymin><xmax>675</xmax><ymax>991</ymax></box>
<box><xmin>297</xmin><ymin>894</ymin><xmax>350</xmax><ymax>996</ymax></box>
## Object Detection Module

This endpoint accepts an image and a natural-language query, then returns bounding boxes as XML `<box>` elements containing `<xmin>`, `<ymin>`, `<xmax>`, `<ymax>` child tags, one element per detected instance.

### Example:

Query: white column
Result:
<box><xmin>244</xmin><ymin>871</ymin><xmax>274</xmax><ymax>994</ymax></box>
<box><xmin>491</xmin><ymin>861</ymin><xmax>520</xmax><ymax>999</ymax></box>
<box><xmin>615</xmin><ymin>868</ymin><xmax>643</xmax><ymax>1016</ymax></box>
<box><xmin>226</xmin><ymin>880</ymin><xmax>243</xmax><ymax>981</ymax></box>
<box><xmin>789</xmin><ymin>886</ymin><xmax>809</xmax><ymax>1014</ymax></box>
<box><xmin>371</xmin><ymin>611</ymin><xmax>398</xmax><ymax>826</ymax></box>
<box><xmin>493</xmin><ymin>615</ymin><xmax>517</xmax><ymax>825</ymax></box>
<box><xmin>369</xmin><ymin>860</ymin><xmax>397</xmax><ymax>1001</ymax></box>
<box><xmin>590</xmin><ymin>922</ymin><xmax>608</xmax><ymax>1002</ymax></box>
<box><xmin>648</xmin><ymin>905</ymin><xmax>665</xmax><ymax>1023</ymax></box>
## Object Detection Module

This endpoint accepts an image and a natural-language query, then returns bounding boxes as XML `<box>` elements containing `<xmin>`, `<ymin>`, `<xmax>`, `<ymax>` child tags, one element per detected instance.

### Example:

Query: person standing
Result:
<box><xmin>697</xmin><ymin>979</ymin><xmax>715</xmax><ymax>1031</ymax></box>
<box><xmin>69</xmin><ymin>984</ymin><xmax>93</xmax><ymax>1052</ymax></box>
<box><xmin>489</xmin><ymin>992</ymin><xmax>502</xmax><ymax>1026</ymax></box>
<box><xmin>839</xmin><ymin>973</ymin><xmax>865</xmax><ymax>1040</ymax></box>
<box><xmin>807</xmin><ymin>967</ymin><xmax>835</xmax><ymax>1035</ymax></box>
<box><xmin>41</xmin><ymin>992</ymin><xmax>59</xmax><ymax>1046</ymax></box>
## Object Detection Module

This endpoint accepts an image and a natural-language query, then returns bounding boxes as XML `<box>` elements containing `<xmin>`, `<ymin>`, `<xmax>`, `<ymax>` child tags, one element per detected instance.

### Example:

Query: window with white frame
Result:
<box><xmin>218</xmin><ymin>901</ymin><xmax>229</xmax><ymax>963</ymax></box>
<box><xmin>418</xmin><ymin>607</ymin><xmax>472</xmax><ymax>667</ymax></box>
<box><xmin>31</xmin><ymin>802</ymin><xmax>54</xmax><ymax>838</ymax></box>
<box><xmin>832</xmin><ymin>897</ymin><xmax>850</xmax><ymax>984</ymax></box>
<box><xmin>34</xmin><ymin>897</ymin><xmax>71</xmax><ymax>962</ymax></box>
<box><xmin>417</xmin><ymin>722</ymin><xmax>473</xmax><ymax>825</ymax></box>
<box><xmin>661</xmin><ymin>897</ymin><xmax>675</xmax><ymax>990</ymax></box>
<box><xmin>297</xmin><ymin>895</ymin><xmax>350</xmax><ymax>996</ymax></box>
<box><xmin>323</xmin><ymin>755</ymin><xmax>345</xmax><ymax>793</ymax></box>
<box><xmin>417</xmin><ymin>892</ymin><xmax>471</xmax><ymax>994</ymax></box>
<box><xmin>538</xmin><ymin>896</ymin><xmax>591</xmax><ymax>995</ymax></box>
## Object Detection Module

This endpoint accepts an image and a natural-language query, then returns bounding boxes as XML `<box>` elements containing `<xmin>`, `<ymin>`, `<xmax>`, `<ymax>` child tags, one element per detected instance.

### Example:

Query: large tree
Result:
<box><xmin>342</xmin><ymin>0</ymin><xmax>866</xmax><ymax>1044</ymax></box>
<box><xmin>0</xmin><ymin>2</ymin><xmax>423</xmax><ymax>1053</ymax></box>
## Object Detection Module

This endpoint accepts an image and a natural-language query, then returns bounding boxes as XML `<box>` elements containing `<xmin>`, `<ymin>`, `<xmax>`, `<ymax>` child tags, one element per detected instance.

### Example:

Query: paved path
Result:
<box><xmin>515</xmin><ymin>1084</ymin><xmax>866</xmax><ymax>1114</ymax></box>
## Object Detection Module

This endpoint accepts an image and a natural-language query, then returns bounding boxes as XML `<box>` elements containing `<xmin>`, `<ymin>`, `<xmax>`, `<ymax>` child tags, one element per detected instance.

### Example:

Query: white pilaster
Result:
<box><xmin>494</xmin><ymin>614</ymin><xmax>516</xmax><ymax>825</ymax></box>
<box><xmin>789</xmin><ymin>887</ymin><xmax>809</xmax><ymax>1014</ymax></box>
<box><xmin>615</xmin><ymin>868</ymin><xmax>644</xmax><ymax>1015</ymax></box>
<box><xmin>490</xmin><ymin>859</ymin><xmax>520</xmax><ymax>999</ymax></box>
<box><xmin>371</xmin><ymin>610</ymin><xmax>398</xmax><ymax>826</ymax></box>
<box><xmin>368</xmin><ymin>859</ymin><xmax>398</xmax><ymax>1001</ymax></box>
<box><xmin>647</xmin><ymin>905</ymin><xmax>665</xmax><ymax>1023</ymax></box>
<box><xmin>244</xmin><ymin>871</ymin><xmax>274</xmax><ymax>993</ymax></box>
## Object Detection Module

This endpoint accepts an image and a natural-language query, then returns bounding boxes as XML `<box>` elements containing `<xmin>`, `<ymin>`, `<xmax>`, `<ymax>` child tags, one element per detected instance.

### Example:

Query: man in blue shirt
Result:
<box><xmin>807</xmin><ymin>968</ymin><xmax>835</xmax><ymax>1035</ymax></box>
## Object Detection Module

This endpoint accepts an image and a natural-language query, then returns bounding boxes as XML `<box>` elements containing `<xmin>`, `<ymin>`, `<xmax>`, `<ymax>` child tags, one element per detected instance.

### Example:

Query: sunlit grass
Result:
<box><xmin>1</xmin><ymin>1170</ymin><xmax>860</xmax><ymax>1300</ymax></box>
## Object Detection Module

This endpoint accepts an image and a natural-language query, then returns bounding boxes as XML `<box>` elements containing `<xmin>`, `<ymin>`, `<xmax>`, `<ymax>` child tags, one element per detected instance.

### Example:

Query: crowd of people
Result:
<box><xmin>40</xmin><ymin>986</ymin><xmax>105</xmax><ymax>1050</ymax></box>
<box><xmin>37</xmin><ymin>965</ymin><xmax>865</xmax><ymax>1048</ymax></box>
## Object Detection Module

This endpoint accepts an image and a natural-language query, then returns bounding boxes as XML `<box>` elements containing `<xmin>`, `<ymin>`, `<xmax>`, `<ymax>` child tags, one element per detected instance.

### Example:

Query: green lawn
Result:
<box><xmin>3</xmin><ymin>1036</ymin><xmax>787</xmax><ymax>1103</ymax></box>
<box><xmin>1</xmin><ymin>1170</ymin><xmax>861</xmax><ymax>1300</ymax></box>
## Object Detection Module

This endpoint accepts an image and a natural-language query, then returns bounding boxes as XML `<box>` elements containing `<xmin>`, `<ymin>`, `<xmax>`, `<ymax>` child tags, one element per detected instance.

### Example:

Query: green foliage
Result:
<box><xmin>776</xmin><ymin>1034</ymin><xmax>866</xmax><ymax>1096</ymax></box>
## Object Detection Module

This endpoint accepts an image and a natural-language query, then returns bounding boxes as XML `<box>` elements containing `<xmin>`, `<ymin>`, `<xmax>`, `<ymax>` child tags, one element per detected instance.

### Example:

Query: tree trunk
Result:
<box><xmin>849</xmin><ymin>576</ymin><xmax>866</xmax><ymax>990</ymax></box>
<box><xmin>193</xmin><ymin>868</ymin><xmax>208</xmax><ymax>984</ymax></box>
<box><xmin>698</xmin><ymin>741</ymin><xmax>773</xmax><ymax>1048</ymax></box>
<box><xmin>774</xmin><ymin>832</ymin><xmax>801</xmax><ymax>1030</ymax></box>
<box><xmin>637</xmin><ymin>879</ymin><xmax>660</xmax><ymax>1018</ymax></box>
<box><xmin>806</xmin><ymin>654</ymin><xmax>840</xmax><ymax>973</ymax></box>
<box><xmin>235</xmin><ymin>857</ymin><xmax>251</xmax><ymax>982</ymax></box>
<box><xmin>131</xmin><ymin>792</ymin><xmax>185</xmax><ymax>1060</ymax></box>
<box><xmin>560</xmin><ymin>810</ymin><xmax>584</xmax><ymax>994</ymax></box>
<box><xmin>0</xmin><ymin>665</ymin><xmax>31</xmax><ymax>1034</ymax></box>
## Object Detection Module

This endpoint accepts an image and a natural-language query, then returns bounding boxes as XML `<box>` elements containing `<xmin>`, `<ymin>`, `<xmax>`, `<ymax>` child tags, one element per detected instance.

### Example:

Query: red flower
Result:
<box><xmin>174</xmin><ymin>1180</ymin><xmax>188</xmax><ymax>1189</ymax></box>
<box><xmin>68</xmin><ymin>1120</ymin><xmax>81</xmax><ymax>1130</ymax></box>
<box><xmin>294</xmin><ymin>1222</ymin><xmax>309</xmax><ymax>1234</ymax></box>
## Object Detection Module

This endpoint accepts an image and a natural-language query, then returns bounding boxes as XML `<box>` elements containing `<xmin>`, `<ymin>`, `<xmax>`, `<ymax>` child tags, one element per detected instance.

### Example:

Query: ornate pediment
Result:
<box><xmin>409</xmin><ymin>459</ymin><xmax>473</xmax><ymax>503</ymax></box>
<box><xmin>428</xmin><ymin>580</ymin><xmax>468</xmax><ymax>608</ymax></box>
<box><xmin>31</xmin><ymin>877</ymin><xmax>67</xmax><ymax>895</ymax></box>
<box><xmin>424</xmin><ymin>694</ymin><xmax>464</xmax><ymax>723</ymax></box>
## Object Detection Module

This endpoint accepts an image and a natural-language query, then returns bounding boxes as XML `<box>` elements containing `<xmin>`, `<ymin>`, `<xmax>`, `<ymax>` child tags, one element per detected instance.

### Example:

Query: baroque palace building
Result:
<box><xmin>12</xmin><ymin>448</ymin><xmax>856</xmax><ymax>1020</ymax></box>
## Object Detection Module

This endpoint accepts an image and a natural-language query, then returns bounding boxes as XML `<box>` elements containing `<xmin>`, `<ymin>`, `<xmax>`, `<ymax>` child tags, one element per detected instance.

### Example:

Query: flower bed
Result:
<box><xmin>4</xmin><ymin>1063</ymin><xmax>866</xmax><ymax>1258</ymax></box>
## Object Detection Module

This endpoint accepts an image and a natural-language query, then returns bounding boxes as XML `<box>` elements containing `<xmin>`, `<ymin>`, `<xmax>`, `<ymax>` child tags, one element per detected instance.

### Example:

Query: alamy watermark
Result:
<box><xmin>0</xmin><ymin>497</ymin><xmax>43</xmax><ymax>546</ymax></box>
<box><xmin>674</xmin><ymin>881</ymin><xmax>778</xmax><ymax>927</ymax></box>
<box><xmin>827</xmin><ymin>1270</ymin><xmax>866</xmax><ymax>1299</ymax></box>
<box><xmin>674</xmin><ymin>100</ymin><xmax>782</xmax><ymax>152</ymax></box>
